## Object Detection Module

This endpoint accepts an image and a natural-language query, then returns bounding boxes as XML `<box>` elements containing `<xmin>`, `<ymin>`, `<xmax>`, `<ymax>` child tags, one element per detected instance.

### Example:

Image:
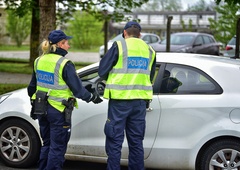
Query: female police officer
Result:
<box><xmin>27</xmin><ymin>30</ymin><xmax>102</xmax><ymax>170</ymax></box>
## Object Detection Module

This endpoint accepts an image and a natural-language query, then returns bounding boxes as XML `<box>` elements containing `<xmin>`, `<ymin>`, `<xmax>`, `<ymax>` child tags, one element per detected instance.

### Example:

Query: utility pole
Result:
<box><xmin>166</xmin><ymin>16</ymin><xmax>173</xmax><ymax>52</ymax></box>
<box><xmin>103</xmin><ymin>10</ymin><xmax>109</xmax><ymax>57</ymax></box>
<box><xmin>235</xmin><ymin>10</ymin><xmax>240</xmax><ymax>58</ymax></box>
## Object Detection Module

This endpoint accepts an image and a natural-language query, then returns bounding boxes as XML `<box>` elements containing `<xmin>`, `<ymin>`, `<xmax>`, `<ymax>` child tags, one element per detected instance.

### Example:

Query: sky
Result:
<box><xmin>181</xmin><ymin>0</ymin><xmax>213</xmax><ymax>10</ymax></box>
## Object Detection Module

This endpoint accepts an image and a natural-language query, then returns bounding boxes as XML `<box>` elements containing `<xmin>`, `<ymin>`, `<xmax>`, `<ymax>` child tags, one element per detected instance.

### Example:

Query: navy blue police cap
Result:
<box><xmin>48</xmin><ymin>30</ymin><xmax>72</xmax><ymax>44</ymax></box>
<box><xmin>122</xmin><ymin>21</ymin><xmax>142</xmax><ymax>38</ymax></box>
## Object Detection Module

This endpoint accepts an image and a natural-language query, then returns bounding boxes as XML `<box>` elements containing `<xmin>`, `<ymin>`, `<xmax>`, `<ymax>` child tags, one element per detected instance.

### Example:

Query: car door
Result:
<box><xmin>67</xmin><ymin>65</ymin><xmax>161</xmax><ymax>160</ymax></box>
<box><xmin>151</xmin><ymin>63</ymin><xmax>223</xmax><ymax>168</ymax></box>
<box><xmin>192</xmin><ymin>35</ymin><xmax>206</xmax><ymax>54</ymax></box>
<box><xmin>203</xmin><ymin>35</ymin><xmax>218</xmax><ymax>55</ymax></box>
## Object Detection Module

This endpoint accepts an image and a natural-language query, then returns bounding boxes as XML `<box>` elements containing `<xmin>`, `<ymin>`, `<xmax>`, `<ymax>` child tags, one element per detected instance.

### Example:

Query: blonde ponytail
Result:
<box><xmin>39</xmin><ymin>39</ymin><xmax>57</xmax><ymax>56</ymax></box>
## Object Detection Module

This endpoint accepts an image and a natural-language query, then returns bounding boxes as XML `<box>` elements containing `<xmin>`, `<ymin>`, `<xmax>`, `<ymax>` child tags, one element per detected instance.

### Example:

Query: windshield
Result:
<box><xmin>161</xmin><ymin>35</ymin><xmax>195</xmax><ymax>45</ymax></box>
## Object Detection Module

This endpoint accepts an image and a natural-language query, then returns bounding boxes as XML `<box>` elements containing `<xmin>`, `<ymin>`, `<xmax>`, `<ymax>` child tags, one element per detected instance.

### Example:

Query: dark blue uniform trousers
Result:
<box><xmin>37</xmin><ymin>105</ymin><xmax>71</xmax><ymax>170</ymax></box>
<box><xmin>104</xmin><ymin>99</ymin><xmax>146</xmax><ymax>170</ymax></box>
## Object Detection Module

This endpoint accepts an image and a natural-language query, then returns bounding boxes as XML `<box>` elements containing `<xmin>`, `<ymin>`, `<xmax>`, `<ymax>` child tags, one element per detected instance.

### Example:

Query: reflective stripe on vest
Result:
<box><xmin>103</xmin><ymin>38</ymin><xmax>155</xmax><ymax>100</ymax></box>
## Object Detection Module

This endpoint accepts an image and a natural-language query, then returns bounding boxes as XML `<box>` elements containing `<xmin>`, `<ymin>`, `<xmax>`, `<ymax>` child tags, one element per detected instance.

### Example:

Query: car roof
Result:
<box><xmin>110</xmin><ymin>32</ymin><xmax>159</xmax><ymax>41</ymax></box>
<box><xmin>156</xmin><ymin>53</ymin><xmax>240</xmax><ymax>89</ymax></box>
<box><xmin>78</xmin><ymin>53</ymin><xmax>240</xmax><ymax>92</ymax></box>
<box><xmin>79</xmin><ymin>53</ymin><xmax>240</xmax><ymax>73</ymax></box>
<box><xmin>172</xmin><ymin>32</ymin><xmax>213</xmax><ymax>37</ymax></box>
<box><xmin>156</xmin><ymin>53</ymin><xmax>240</xmax><ymax>67</ymax></box>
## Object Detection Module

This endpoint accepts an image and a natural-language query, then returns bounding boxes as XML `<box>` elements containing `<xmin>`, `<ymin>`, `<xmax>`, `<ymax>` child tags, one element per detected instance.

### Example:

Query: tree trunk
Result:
<box><xmin>29</xmin><ymin>0</ymin><xmax>40</xmax><ymax>67</ymax></box>
<box><xmin>39</xmin><ymin>0</ymin><xmax>56</xmax><ymax>42</ymax></box>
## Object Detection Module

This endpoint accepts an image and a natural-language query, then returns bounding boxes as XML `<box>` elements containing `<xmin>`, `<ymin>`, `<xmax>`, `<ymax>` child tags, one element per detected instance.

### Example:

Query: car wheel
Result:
<box><xmin>197</xmin><ymin>139</ymin><xmax>240</xmax><ymax>170</ymax></box>
<box><xmin>0</xmin><ymin>119</ymin><xmax>41</xmax><ymax>168</ymax></box>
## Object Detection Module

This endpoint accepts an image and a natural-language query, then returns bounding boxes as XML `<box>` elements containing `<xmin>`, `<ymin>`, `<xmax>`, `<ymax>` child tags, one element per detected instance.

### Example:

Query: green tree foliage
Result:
<box><xmin>216</xmin><ymin>0</ymin><xmax>240</xmax><ymax>5</ymax></box>
<box><xmin>180</xmin><ymin>19</ymin><xmax>193</xmax><ymax>32</ymax></box>
<box><xmin>187</xmin><ymin>0</ymin><xmax>208</xmax><ymax>11</ymax></box>
<box><xmin>208</xmin><ymin>3</ymin><xmax>240</xmax><ymax>45</ymax></box>
<box><xmin>66</xmin><ymin>11</ymin><xmax>104</xmax><ymax>49</ymax></box>
<box><xmin>135</xmin><ymin>0</ymin><xmax>182</xmax><ymax>11</ymax></box>
<box><xmin>6</xmin><ymin>10</ymin><xmax>31</xmax><ymax>47</ymax></box>
<box><xmin>0</xmin><ymin>0</ymin><xmax>149</xmax><ymax>67</ymax></box>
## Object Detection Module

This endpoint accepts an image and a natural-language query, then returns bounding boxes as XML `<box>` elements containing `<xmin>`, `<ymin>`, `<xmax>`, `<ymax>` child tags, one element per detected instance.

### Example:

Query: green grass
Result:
<box><xmin>0</xmin><ymin>62</ymin><xmax>33</xmax><ymax>74</ymax></box>
<box><xmin>0</xmin><ymin>45</ymin><xmax>30</xmax><ymax>51</ymax></box>
<box><xmin>0</xmin><ymin>58</ymin><xmax>91</xmax><ymax>74</ymax></box>
<box><xmin>0</xmin><ymin>84</ymin><xmax>27</xmax><ymax>95</ymax></box>
<box><xmin>0</xmin><ymin>45</ymin><xmax>99</xmax><ymax>52</ymax></box>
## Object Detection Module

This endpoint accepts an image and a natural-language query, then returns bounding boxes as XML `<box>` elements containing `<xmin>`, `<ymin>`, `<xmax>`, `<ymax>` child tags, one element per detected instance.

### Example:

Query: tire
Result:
<box><xmin>0</xmin><ymin>119</ymin><xmax>41</xmax><ymax>168</ymax></box>
<box><xmin>196</xmin><ymin>139</ymin><xmax>240</xmax><ymax>170</ymax></box>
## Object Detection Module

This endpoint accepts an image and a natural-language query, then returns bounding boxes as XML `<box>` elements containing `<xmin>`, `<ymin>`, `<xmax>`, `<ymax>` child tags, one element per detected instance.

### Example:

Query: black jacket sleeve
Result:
<box><xmin>62</xmin><ymin>61</ymin><xmax>92</xmax><ymax>102</ymax></box>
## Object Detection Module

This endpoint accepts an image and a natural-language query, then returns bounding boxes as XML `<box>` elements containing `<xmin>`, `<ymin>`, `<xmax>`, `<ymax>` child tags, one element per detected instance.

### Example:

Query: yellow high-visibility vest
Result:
<box><xmin>32</xmin><ymin>54</ymin><xmax>77</xmax><ymax>112</ymax></box>
<box><xmin>103</xmin><ymin>38</ymin><xmax>155</xmax><ymax>100</ymax></box>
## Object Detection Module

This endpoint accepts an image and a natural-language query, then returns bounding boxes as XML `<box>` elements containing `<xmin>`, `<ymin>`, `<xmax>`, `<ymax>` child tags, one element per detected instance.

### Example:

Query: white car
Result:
<box><xmin>223</xmin><ymin>35</ymin><xmax>237</xmax><ymax>57</ymax></box>
<box><xmin>99</xmin><ymin>33</ymin><xmax>161</xmax><ymax>58</ymax></box>
<box><xmin>1</xmin><ymin>53</ymin><xmax>240</xmax><ymax>170</ymax></box>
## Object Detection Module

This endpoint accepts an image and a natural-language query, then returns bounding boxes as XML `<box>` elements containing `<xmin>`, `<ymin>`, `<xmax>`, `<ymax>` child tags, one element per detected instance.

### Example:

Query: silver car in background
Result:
<box><xmin>99</xmin><ymin>33</ymin><xmax>161</xmax><ymax>58</ymax></box>
<box><xmin>1</xmin><ymin>53</ymin><xmax>240</xmax><ymax>170</ymax></box>
<box><xmin>223</xmin><ymin>35</ymin><xmax>237</xmax><ymax>57</ymax></box>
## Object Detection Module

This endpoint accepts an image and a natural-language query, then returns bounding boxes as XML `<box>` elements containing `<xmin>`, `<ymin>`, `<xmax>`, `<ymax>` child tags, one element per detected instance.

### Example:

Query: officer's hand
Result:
<box><xmin>85</xmin><ymin>84</ymin><xmax>94</xmax><ymax>93</ymax></box>
<box><xmin>90</xmin><ymin>93</ymin><xmax>103</xmax><ymax>104</ymax></box>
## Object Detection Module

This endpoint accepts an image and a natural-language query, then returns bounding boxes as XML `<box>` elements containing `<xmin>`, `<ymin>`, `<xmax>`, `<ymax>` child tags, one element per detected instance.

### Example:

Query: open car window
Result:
<box><xmin>159</xmin><ymin>64</ymin><xmax>223</xmax><ymax>94</ymax></box>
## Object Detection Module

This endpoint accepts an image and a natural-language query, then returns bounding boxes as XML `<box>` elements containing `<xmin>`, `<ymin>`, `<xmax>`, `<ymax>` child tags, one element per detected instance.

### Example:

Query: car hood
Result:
<box><xmin>152</xmin><ymin>44</ymin><xmax>191</xmax><ymax>52</ymax></box>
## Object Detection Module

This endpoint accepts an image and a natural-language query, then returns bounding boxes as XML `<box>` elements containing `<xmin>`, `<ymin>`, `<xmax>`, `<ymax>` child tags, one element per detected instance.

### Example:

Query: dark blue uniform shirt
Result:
<box><xmin>27</xmin><ymin>48</ymin><xmax>92</xmax><ymax>102</ymax></box>
<box><xmin>98</xmin><ymin>41</ymin><xmax>156</xmax><ymax>82</ymax></box>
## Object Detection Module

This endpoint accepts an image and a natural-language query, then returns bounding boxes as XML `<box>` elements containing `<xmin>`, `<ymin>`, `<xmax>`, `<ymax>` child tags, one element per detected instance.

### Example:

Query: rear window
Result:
<box><xmin>228</xmin><ymin>37</ymin><xmax>236</xmax><ymax>45</ymax></box>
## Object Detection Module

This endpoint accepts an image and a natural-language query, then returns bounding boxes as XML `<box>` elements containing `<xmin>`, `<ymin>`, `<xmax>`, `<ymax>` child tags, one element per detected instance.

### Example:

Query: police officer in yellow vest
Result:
<box><xmin>98</xmin><ymin>21</ymin><xmax>156</xmax><ymax>170</ymax></box>
<box><xmin>27</xmin><ymin>30</ymin><xmax>102</xmax><ymax>170</ymax></box>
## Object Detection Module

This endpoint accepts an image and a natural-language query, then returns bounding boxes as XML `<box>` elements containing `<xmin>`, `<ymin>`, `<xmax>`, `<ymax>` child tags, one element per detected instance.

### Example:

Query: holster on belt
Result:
<box><xmin>34</xmin><ymin>90</ymin><xmax>48</xmax><ymax>115</ymax></box>
<box><xmin>62</xmin><ymin>98</ymin><xmax>76</xmax><ymax>123</ymax></box>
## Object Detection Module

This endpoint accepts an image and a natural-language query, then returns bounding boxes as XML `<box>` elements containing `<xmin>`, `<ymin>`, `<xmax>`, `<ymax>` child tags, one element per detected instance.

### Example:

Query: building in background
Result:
<box><xmin>0</xmin><ymin>7</ymin><xmax>216</xmax><ymax>45</ymax></box>
<box><xmin>112</xmin><ymin>11</ymin><xmax>216</xmax><ymax>39</ymax></box>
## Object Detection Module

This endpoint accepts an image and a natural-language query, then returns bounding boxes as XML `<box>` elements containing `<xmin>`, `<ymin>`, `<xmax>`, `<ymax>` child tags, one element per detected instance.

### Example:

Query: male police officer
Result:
<box><xmin>28</xmin><ymin>30</ymin><xmax>102</xmax><ymax>170</ymax></box>
<box><xmin>98</xmin><ymin>21</ymin><xmax>156</xmax><ymax>170</ymax></box>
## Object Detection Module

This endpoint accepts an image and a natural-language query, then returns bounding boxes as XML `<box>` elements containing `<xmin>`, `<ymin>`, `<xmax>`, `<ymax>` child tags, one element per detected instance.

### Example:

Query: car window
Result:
<box><xmin>228</xmin><ymin>37</ymin><xmax>236</xmax><ymax>45</ymax></box>
<box><xmin>166</xmin><ymin>35</ymin><xmax>194</xmax><ymax>45</ymax></box>
<box><xmin>151</xmin><ymin>35</ymin><xmax>159</xmax><ymax>43</ymax></box>
<box><xmin>160</xmin><ymin>64</ymin><xmax>223</xmax><ymax>94</ymax></box>
<box><xmin>79</xmin><ymin>67</ymin><xmax>99</xmax><ymax>82</ymax></box>
<box><xmin>194</xmin><ymin>36</ymin><xmax>204</xmax><ymax>45</ymax></box>
<box><xmin>209</xmin><ymin>36</ymin><xmax>215</xmax><ymax>43</ymax></box>
<box><xmin>203</xmin><ymin>36</ymin><xmax>211</xmax><ymax>44</ymax></box>
<box><xmin>142</xmin><ymin>35</ymin><xmax>151</xmax><ymax>44</ymax></box>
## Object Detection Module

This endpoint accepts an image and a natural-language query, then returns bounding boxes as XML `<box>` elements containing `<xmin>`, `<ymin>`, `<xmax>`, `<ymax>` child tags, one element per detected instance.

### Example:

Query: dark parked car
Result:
<box><xmin>151</xmin><ymin>32</ymin><xmax>220</xmax><ymax>55</ymax></box>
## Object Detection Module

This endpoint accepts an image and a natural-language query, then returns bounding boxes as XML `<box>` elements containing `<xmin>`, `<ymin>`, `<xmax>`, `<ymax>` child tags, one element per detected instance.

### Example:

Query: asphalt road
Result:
<box><xmin>0</xmin><ymin>160</ymin><xmax>130</xmax><ymax>170</ymax></box>
<box><xmin>0</xmin><ymin>160</ymin><xmax>160</xmax><ymax>170</ymax></box>
<box><xmin>0</xmin><ymin>51</ymin><xmax>100</xmax><ymax>63</ymax></box>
